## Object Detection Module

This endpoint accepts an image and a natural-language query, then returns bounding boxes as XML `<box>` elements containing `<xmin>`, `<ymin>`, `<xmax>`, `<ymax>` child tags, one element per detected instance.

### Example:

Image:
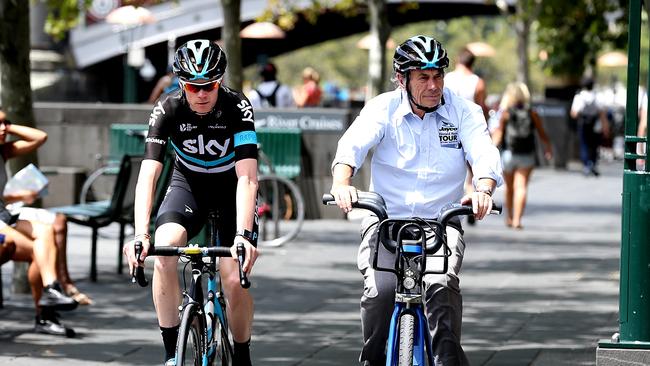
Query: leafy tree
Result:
<box><xmin>221</xmin><ymin>0</ymin><xmax>243</xmax><ymax>90</ymax></box>
<box><xmin>0</xmin><ymin>0</ymin><xmax>38</xmax><ymax>171</ymax></box>
<box><xmin>534</xmin><ymin>0</ymin><xmax>627</xmax><ymax>82</ymax></box>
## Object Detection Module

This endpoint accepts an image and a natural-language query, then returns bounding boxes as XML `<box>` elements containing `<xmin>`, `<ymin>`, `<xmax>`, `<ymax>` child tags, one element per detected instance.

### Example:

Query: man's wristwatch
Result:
<box><xmin>475</xmin><ymin>186</ymin><xmax>493</xmax><ymax>196</ymax></box>
<box><xmin>235</xmin><ymin>229</ymin><xmax>256</xmax><ymax>243</ymax></box>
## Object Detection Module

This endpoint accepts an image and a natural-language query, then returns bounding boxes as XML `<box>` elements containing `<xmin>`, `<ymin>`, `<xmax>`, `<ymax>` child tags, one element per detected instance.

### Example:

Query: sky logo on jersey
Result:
<box><xmin>182</xmin><ymin>134</ymin><xmax>230</xmax><ymax>156</ymax></box>
<box><xmin>149</xmin><ymin>101</ymin><xmax>165</xmax><ymax>127</ymax></box>
<box><xmin>234</xmin><ymin>131</ymin><xmax>257</xmax><ymax>147</ymax></box>
<box><xmin>237</xmin><ymin>100</ymin><xmax>254</xmax><ymax>123</ymax></box>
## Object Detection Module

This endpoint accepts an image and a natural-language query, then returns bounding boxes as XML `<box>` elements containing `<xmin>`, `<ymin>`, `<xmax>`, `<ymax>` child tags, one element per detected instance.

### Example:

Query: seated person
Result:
<box><xmin>0</xmin><ymin>109</ymin><xmax>78</xmax><ymax>336</ymax></box>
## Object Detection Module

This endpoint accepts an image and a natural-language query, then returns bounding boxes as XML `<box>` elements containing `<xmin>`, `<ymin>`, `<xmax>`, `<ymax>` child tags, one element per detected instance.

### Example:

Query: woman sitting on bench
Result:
<box><xmin>0</xmin><ymin>109</ymin><xmax>89</xmax><ymax>337</ymax></box>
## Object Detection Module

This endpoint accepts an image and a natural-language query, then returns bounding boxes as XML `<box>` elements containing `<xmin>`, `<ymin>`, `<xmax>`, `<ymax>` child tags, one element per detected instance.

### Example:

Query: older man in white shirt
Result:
<box><xmin>330</xmin><ymin>35</ymin><xmax>503</xmax><ymax>366</ymax></box>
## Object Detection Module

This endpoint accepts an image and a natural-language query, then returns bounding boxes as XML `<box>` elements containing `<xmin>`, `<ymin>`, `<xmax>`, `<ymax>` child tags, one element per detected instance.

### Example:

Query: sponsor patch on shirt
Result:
<box><xmin>439</xmin><ymin>121</ymin><xmax>461</xmax><ymax>149</ymax></box>
<box><xmin>234</xmin><ymin>131</ymin><xmax>257</xmax><ymax>147</ymax></box>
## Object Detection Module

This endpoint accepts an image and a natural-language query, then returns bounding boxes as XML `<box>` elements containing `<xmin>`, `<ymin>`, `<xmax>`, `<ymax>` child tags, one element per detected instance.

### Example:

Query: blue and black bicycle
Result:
<box><xmin>132</xmin><ymin>211</ymin><xmax>250</xmax><ymax>366</ymax></box>
<box><xmin>323</xmin><ymin>191</ymin><xmax>500</xmax><ymax>366</ymax></box>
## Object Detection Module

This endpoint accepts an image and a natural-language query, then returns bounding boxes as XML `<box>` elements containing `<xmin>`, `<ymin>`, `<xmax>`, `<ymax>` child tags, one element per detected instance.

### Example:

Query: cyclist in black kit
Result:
<box><xmin>123</xmin><ymin>39</ymin><xmax>259</xmax><ymax>366</ymax></box>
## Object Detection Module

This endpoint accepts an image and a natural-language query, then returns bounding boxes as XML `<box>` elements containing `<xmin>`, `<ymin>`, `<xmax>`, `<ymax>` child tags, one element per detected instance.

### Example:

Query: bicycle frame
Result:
<box><xmin>375</xmin><ymin>219</ymin><xmax>448</xmax><ymax>366</ymax></box>
<box><xmin>322</xmin><ymin>192</ymin><xmax>500</xmax><ymax>366</ymax></box>
<box><xmin>133</xmin><ymin>211</ymin><xmax>250</xmax><ymax>366</ymax></box>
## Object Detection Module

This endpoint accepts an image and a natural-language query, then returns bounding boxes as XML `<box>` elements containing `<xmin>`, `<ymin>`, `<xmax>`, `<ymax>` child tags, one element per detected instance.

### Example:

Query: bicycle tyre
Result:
<box><xmin>257</xmin><ymin>174</ymin><xmax>305</xmax><ymax>247</ymax></box>
<box><xmin>398</xmin><ymin>313</ymin><xmax>415</xmax><ymax>366</ymax></box>
<box><xmin>79</xmin><ymin>163</ymin><xmax>120</xmax><ymax>204</ymax></box>
<box><xmin>212</xmin><ymin>314</ymin><xmax>233</xmax><ymax>366</ymax></box>
<box><xmin>176</xmin><ymin>303</ymin><xmax>205</xmax><ymax>366</ymax></box>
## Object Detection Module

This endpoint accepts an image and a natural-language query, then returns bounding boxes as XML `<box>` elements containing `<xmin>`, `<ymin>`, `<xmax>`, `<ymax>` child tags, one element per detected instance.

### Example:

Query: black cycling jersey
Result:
<box><xmin>145</xmin><ymin>86</ymin><xmax>258</xmax><ymax>178</ymax></box>
<box><xmin>144</xmin><ymin>86</ymin><xmax>259</xmax><ymax>244</ymax></box>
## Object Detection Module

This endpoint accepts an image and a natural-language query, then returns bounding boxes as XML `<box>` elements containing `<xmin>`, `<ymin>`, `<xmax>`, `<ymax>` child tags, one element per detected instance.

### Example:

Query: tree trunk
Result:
<box><xmin>514</xmin><ymin>3</ymin><xmax>530</xmax><ymax>86</ymax></box>
<box><xmin>0</xmin><ymin>0</ymin><xmax>37</xmax><ymax>294</ymax></box>
<box><xmin>366</xmin><ymin>0</ymin><xmax>390</xmax><ymax>100</ymax></box>
<box><xmin>221</xmin><ymin>0</ymin><xmax>243</xmax><ymax>91</ymax></box>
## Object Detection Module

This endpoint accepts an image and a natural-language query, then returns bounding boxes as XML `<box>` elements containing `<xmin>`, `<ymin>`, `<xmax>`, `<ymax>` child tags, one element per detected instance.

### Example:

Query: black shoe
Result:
<box><xmin>35</xmin><ymin>314</ymin><xmax>75</xmax><ymax>337</ymax></box>
<box><xmin>591</xmin><ymin>167</ymin><xmax>600</xmax><ymax>177</ymax></box>
<box><xmin>38</xmin><ymin>281</ymin><xmax>78</xmax><ymax>311</ymax></box>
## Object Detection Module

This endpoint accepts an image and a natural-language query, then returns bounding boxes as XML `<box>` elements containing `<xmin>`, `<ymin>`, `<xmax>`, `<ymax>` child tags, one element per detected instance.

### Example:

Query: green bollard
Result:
<box><xmin>619</xmin><ymin>171</ymin><xmax>650</xmax><ymax>345</ymax></box>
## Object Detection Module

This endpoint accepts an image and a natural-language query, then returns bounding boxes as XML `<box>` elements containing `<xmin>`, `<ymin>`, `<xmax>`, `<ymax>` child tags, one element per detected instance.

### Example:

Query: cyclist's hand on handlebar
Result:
<box><xmin>231</xmin><ymin>237</ymin><xmax>258</xmax><ymax>275</ymax></box>
<box><xmin>123</xmin><ymin>236</ymin><xmax>150</xmax><ymax>275</ymax></box>
<box><xmin>330</xmin><ymin>184</ymin><xmax>358</xmax><ymax>213</ymax></box>
<box><xmin>460</xmin><ymin>191</ymin><xmax>493</xmax><ymax>220</ymax></box>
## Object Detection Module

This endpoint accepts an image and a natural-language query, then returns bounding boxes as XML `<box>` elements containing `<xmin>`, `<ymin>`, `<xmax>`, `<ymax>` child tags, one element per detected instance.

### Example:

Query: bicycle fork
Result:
<box><xmin>386</xmin><ymin>299</ymin><xmax>433</xmax><ymax>366</ymax></box>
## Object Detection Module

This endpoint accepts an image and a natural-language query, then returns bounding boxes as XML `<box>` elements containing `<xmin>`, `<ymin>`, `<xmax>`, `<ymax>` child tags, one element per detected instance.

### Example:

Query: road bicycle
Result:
<box><xmin>256</xmin><ymin>146</ymin><xmax>304</xmax><ymax>248</ymax></box>
<box><xmin>132</xmin><ymin>211</ymin><xmax>251</xmax><ymax>366</ymax></box>
<box><xmin>323</xmin><ymin>191</ymin><xmax>500</xmax><ymax>366</ymax></box>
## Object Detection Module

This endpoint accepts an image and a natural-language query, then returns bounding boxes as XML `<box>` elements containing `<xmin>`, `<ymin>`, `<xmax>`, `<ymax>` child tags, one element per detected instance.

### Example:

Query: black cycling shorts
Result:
<box><xmin>155</xmin><ymin>169</ymin><xmax>255</xmax><ymax>247</ymax></box>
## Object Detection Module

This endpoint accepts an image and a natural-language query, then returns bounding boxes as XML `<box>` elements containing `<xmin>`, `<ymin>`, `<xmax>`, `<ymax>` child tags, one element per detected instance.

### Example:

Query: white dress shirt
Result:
<box><xmin>332</xmin><ymin>87</ymin><xmax>503</xmax><ymax>218</ymax></box>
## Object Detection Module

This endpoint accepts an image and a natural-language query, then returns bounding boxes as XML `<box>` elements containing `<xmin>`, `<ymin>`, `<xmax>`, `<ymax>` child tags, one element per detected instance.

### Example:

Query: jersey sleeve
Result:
<box><xmin>144</xmin><ymin>98</ymin><xmax>171</xmax><ymax>162</ymax></box>
<box><xmin>233</xmin><ymin>95</ymin><xmax>258</xmax><ymax>161</ymax></box>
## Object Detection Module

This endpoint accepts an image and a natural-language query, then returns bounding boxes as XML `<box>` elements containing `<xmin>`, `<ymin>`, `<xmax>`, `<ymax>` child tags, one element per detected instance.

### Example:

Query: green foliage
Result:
<box><xmin>42</xmin><ymin>0</ymin><xmax>92</xmax><ymax>40</ymax></box>
<box><xmin>245</xmin><ymin>16</ymin><xmax>542</xmax><ymax>100</ymax></box>
<box><xmin>259</xmin><ymin>0</ymin><xmax>365</xmax><ymax>29</ymax></box>
<box><xmin>535</xmin><ymin>0</ymin><xmax>627</xmax><ymax>78</ymax></box>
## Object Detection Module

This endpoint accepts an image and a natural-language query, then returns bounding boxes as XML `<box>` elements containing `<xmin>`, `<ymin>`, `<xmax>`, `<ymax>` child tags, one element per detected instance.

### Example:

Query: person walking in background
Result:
<box><xmin>444</xmin><ymin>47</ymin><xmax>489</xmax><ymax>118</ymax></box>
<box><xmin>445</xmin><ymin>47</ymin><xmax>490</xmax><ymax>224</ymax></box>
<box><xmin>491</xmin><ymin>82</ymin><xmax>553</xmax><ymax>229</ymax></box>
<box><xmin>294</xmin><ymin>66</ymin><xmax>322</xmax><ymax>107</ymax></box>
<box><xmin>570</xmin><ymin>76</ymin><xmax>610</xmax><ymax>176</ymax></box>
<box><xmin>0</xmin><ymin>109</ymin><xmax>78</xmax><ymax>336</ymax></box>
<box><xmin>248</xmin><ymin>62</ymin><xmax>294</xmax><ymax>108</ymax></box>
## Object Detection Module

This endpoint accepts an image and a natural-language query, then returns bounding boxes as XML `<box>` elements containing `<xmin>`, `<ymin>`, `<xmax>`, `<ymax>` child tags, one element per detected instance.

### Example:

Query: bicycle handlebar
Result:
<box><xmin>131</xmin><ymin>242</ymin><xmax>251</xmax><ymax>289</ymax></box>
<box><xmin>322</xmin><ymin>191</ymin><xmax>502</xmax><ymax>253</ymax></box>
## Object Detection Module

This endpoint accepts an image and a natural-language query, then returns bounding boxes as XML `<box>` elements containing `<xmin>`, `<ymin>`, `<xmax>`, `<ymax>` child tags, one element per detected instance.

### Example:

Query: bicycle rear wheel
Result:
<box><xmin>79</xmin><ymin>163</ymin><xmax>119</xmax><ymax>204</ymax></box>
<box><xmin>398</xmin><ymin>313</ymin><xmax>415</xmax><ymax>366</ymax></box>
<box><xmin>257</xmin><ymin>174</ymin><xmax>305</xmax><ymax>247</ymax></box>
<box><xmin>176</xmin><ymin>303</ymin><xmax>205</xmax><ymax>366</ymax></box>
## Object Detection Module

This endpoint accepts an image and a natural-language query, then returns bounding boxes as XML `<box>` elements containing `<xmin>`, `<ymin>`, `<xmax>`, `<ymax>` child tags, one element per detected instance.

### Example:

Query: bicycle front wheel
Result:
<box><xmin>176</xmin><ymin>303</ymin><xmax>205</xmax><ymax>366</ymax></box>
<box><xmin>398</xmin><ymin>313</ymin><xmax>415</xmax><ymax>366</ymax></box>
<box><xmin>257</xmin><ymin>174</ymin><xmax>305</xmax><ymax>247</ymax></box>
<box><xmin>212</xmin><ymin>313</ymin><xmax>233</xmax><ymax>366</ymax></box>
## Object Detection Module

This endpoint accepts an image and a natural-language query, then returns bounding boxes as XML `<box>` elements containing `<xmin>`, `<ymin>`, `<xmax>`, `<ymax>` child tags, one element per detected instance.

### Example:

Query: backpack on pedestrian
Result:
<box><xmin>505</xmin><ymin>107</ymin><xmax>536</xmax><ymax>154</ymax></box>
<box><xmin>255</xmin><ymin>83</ymin><xmax>282</xmax><ymax>108</ymax></box>
<box><xmin>577</xmin><ymin>98</ymin><xmax>601</xmax><ymax>133</ymax></box>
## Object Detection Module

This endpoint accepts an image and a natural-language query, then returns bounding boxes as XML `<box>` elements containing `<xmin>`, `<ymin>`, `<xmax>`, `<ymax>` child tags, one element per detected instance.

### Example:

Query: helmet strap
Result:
<box><xmin>404</xmin><ymin>72</ymin><xmax>444</xmax><ymax>114</ymax></box>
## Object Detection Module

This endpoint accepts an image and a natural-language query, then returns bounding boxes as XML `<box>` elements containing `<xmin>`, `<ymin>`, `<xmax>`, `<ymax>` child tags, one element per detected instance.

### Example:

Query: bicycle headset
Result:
<box><xmin>393</xmin><ymin>35</ymin><xmax>449</xmax><ymax>114</ymax></box>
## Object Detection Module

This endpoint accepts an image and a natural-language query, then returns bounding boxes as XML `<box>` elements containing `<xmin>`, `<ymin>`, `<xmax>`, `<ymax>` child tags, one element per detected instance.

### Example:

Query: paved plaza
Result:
<box><xmin>0</xmin><ymin>160</ymin><xmax>624</xmax><ymax>365</ymax></box>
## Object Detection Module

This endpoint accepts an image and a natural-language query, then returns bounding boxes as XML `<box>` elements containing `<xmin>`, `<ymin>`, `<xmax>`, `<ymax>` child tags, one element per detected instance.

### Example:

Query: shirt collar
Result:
<box><xmin>395</xmin><ymin>88</ymin><xmax>452</xmax><ymax>122</ymax></box>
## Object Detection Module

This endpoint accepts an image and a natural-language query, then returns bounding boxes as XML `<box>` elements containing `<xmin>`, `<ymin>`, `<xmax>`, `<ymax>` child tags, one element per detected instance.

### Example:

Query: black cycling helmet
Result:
<box><xmin>393</xmin><ymin>35</ymin><xmax>449</xmax><ymax>74</ymax></box>
<box><xmin>393</xmin><ymin>35</ymin><xmax>449</xmax><ymax>113</ymax></box>
<box><xmin>173</xmin><ymin>39</ymin><xmax>227</xmax><ymax>82</ymax></box>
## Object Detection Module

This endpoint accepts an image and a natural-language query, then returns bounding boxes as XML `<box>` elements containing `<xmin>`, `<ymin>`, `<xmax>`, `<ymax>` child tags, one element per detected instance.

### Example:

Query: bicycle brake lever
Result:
<box><xmin>132</xmin><ymin>241</ymin><xmax>149</xmax><ymax>287</ymax></box>
<box><xmin>236</xmin><ymin>243</ymin><xmax>251</xmax><ymax>289</ymax></box>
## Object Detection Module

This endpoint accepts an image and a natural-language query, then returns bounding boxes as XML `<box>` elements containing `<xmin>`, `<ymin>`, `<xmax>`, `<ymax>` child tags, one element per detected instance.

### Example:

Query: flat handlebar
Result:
<box><xmin>322</xmin><ymin>191</ymin><xmax>502</xmax><ymax>253</ymax></box>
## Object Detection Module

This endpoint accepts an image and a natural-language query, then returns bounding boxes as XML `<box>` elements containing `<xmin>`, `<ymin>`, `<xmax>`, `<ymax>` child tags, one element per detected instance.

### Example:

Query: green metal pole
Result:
<box><xmin>123</xmin><ymin>56</ymin><xmax>137</xmax><ymax>103</ymax></box>
<box><xmin>603</xmin><ymin>0</ymin><xmax>650</xmax><ymax>348</ymax></box>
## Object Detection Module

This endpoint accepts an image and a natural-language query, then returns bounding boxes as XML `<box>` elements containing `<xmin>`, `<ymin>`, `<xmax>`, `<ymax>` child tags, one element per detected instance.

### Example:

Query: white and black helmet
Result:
<box><xmin>393</xmin><ymin>35</ymin><xmax>449</xmax><ymax>74</ymax></box>
<box><xmin>172</xmin><ymin>39</ymin><xmax>227</xmax><ymax>82</ymax></box>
